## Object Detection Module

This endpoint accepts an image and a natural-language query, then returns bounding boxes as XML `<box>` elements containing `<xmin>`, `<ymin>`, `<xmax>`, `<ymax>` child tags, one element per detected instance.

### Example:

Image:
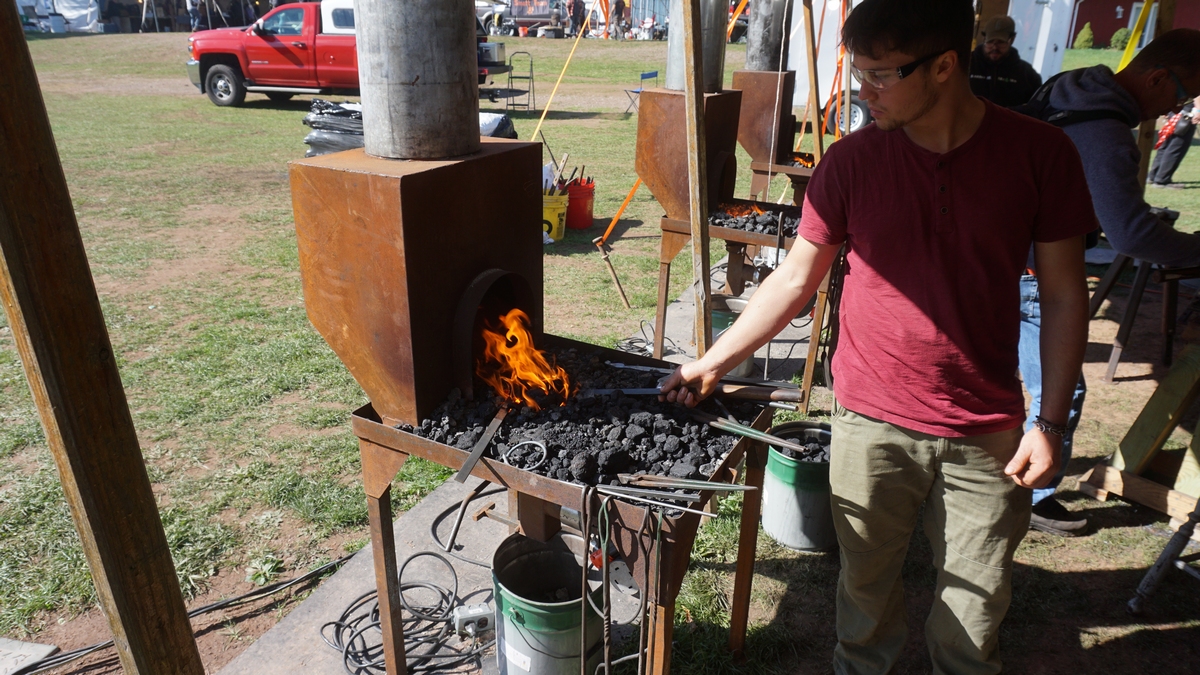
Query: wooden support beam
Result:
<box><xmin>681</xmin><ymin>0</ymin><xmax>712</xmax><ymax>356</ymax></box>
<box><xmin>1080</xmin><ymin>464</ymin><xmax>1198</xmax><ymax>526</ymax></box>
<box><xmin>0</xmin><ymin>4</ymin><xmax>204</xmax><ymax>674</ymax></box>
<box><xmin>800</xmin><ymin>0</ymin><xmax>824</xmax><ymax>161</ymax></box>
<box><xmin>1112</xmin><ymin>345</ymin><xmax>1200</xmax><ymax>475</ymax></box>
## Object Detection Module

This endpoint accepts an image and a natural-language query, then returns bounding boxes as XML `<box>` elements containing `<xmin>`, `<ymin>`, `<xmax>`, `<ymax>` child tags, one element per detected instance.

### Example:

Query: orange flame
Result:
<box><xmin>791</xmin><ymin>152</ymin><xmax>815</xmax><ymax>168</ymax></box>
<box><xmin>717</xmin><ymin>202</ymin><xmax>767</xmax><ymax>218</ymax></box>
<box><xmin>477</xmin><ymin>309</ymin><xmax>571</xmax><ymax>410</ymax></box>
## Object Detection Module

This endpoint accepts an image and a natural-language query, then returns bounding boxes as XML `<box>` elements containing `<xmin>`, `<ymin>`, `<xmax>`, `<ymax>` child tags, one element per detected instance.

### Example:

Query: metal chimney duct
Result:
<box><xmin>355</xmin><ymin>0</ymin><xmax>480</xmax><ymax>159</ymax></box>
<box><xmin>665</xmin><ymin>0</ymin><xmax>728</xmax><ymax>92</ymax></box>
<box><xmin>745</xmin><ymin>0</ymin><xmax>790</xmax><ymax>71</ymax></box>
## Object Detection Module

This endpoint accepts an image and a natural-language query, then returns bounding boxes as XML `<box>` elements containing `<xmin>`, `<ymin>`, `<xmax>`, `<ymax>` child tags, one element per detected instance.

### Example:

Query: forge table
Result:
<box><xmin>351</xmin><ymin>336</ymin><xmax>771</xmax><ymax>675</ymax></box>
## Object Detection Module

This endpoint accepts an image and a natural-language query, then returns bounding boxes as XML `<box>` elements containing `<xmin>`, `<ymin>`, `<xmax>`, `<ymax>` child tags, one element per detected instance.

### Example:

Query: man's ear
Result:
<box><xmin>935</xmin><ymin>51</ymin><xmax>959</xmax><ymax>82</ymax></box>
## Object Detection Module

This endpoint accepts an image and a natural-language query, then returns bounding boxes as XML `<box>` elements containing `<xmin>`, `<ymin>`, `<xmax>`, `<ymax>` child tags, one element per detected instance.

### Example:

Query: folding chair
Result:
<box><xmin>624</xmin><ymin>70</ymin><xmax>658</xmax><ymax>113</ymax></box>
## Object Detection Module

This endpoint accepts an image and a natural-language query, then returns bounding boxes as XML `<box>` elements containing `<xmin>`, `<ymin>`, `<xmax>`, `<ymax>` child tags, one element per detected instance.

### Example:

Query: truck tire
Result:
<box><xmin>835</xmin><ymin>94</ymin><xmax>872</xmax><ymax>134</ymax></box>
<box><xmin>266</xmin><ymin>92</ymin><xmax>294</xmax><ymax>103</ymax></box>
<box><xmin>205</xmin><ymin>64</ymin><xmax>246</xmax><ymax>107</ymax></box>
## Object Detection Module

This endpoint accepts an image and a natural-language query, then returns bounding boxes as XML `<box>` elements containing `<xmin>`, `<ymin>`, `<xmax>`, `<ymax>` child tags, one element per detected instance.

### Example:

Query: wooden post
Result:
<box><xmin>681</xmin><ymin>0</ymin><xmax>713</xmax><ymax>355</ymax></box>
<box><xmin>801</xmin><ymin>0</ymin><xmax>824</xmax><ymax>161</ymax></box>
<box><xmin>0</xmin><ymin>4</ymin><xmax>204</xmax><ymax>674</ymax></box>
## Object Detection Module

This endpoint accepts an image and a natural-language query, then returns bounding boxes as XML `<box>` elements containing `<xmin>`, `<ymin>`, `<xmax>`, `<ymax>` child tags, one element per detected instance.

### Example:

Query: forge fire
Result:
<box><xmin>401</xmin><ymin>337</ymin><xmax>761</xmax><ymax>486</ymax></box>
<box><xmin>710</xmin><ymin>202</ymin><xmax>802</xmax><ymax>238</ymax></box>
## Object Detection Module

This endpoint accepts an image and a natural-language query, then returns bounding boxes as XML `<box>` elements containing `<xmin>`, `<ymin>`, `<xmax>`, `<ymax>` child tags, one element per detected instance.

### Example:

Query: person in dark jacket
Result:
<box><xmin>1019</xmin><ymin>29</ymin><xmax>1200</xmax><ymax>538</ymax></box>
<box><xmin>970</xmin><ymin>15</ymin><xmax>1042</xmax><ymax>107</ymax></box>
<box><xmin>571</xmin><ymin>0</ymin><xmax>585</xmax><ymax>36</ymax></box>
<box><xmin>1149</xmin><ymin>97</ymin><xmax>1199</xmax><ymax>187</ymax></box>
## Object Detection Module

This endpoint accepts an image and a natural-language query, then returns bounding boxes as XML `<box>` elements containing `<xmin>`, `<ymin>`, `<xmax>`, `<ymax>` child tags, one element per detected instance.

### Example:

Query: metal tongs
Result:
<box><xmin>618</xmin><ymin>473</ymin><xmax>756</xmax><ymax>492</ymax></box>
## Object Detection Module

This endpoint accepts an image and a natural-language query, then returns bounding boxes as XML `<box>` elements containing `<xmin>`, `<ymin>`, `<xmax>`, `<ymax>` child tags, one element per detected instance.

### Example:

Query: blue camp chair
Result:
<box><xmin>625</xmin><ymin>71</ymin><xmax>658</xmax><ymax>113</ymax></box>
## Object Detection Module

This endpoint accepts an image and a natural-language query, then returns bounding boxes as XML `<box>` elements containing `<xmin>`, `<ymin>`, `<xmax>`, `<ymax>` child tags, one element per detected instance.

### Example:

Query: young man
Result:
<box><xmin>969</xmin><ymin>15</ymin><xmax>1041</xmax><ymax>107</ymax></box>
<box><xmin>1018</xmin><ymin>29</ymin><xmax>1200</xmax><ymax>537</ymax></box>
<box><xmin>659</xmin><ymin>0</ymin><xmax>1095</xmax><ymax>672</ymax></box>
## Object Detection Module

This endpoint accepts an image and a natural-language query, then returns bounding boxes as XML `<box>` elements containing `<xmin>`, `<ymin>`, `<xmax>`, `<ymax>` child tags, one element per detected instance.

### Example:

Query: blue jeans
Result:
<box><xmin>1018</xmin><ymin>275</ymin><xmax>1086</xmax><ymax>505</ymax></box>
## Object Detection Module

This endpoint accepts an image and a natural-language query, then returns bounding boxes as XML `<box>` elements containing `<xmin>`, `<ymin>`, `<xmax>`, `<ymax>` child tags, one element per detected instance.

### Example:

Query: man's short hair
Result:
<box><xmin>1129</xmin><ymin>29</ymin><xmax>1200</xmax><ymax>78</ymax></box>
<box><xmin>842</xmin><ymin>0</ymin><xmax>975</xmax><ymax>71</ymax></box>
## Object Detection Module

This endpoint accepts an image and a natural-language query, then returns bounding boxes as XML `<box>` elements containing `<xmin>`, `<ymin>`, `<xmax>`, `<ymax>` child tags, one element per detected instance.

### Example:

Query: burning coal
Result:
<box><xmin>710</xmin><ymin>202</ymin><xmax>802</xmax><ymax>238</ymax></box>
<box><xmin>477</xmin><ymin>309</ymin><xmax>571</xmax><ymax>410</ymax></box>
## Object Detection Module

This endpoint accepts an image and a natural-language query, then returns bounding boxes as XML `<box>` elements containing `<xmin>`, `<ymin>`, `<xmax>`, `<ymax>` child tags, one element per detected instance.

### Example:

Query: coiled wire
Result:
<box><xmin>320</xmin><ymin>550</ymin><xmax>494</xmax><ymax>674</ymax></box>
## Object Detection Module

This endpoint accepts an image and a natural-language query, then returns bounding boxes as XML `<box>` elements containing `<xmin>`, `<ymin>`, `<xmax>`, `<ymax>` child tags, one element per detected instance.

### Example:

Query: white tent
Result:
<box><xmin>19</xmin><ymin>0</ymin><xmax>101</xmax><ymax>32</ymax></box>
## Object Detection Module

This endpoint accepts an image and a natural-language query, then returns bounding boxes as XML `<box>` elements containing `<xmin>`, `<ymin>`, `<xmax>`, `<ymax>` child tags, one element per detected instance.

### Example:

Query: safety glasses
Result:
<box><xmin>849</xmin><ymin>51</ymin><xmax>945</xmax><ymax>91</ymax></box>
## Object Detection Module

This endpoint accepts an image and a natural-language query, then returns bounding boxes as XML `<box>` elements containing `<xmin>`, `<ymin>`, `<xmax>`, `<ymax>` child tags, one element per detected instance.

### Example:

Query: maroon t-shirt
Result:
<box><xmin>798</xmin><ymin>101</ymin><xmax>1097</xmax><ymax>437</ymax></box>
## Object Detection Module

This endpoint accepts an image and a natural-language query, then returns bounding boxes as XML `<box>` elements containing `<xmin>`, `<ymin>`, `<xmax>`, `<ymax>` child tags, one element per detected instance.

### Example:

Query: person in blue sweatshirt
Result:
<box><xmin>1020</xmin><ymin>28</ymin><xmax>1200</xmax><ymax>537</ymax></box>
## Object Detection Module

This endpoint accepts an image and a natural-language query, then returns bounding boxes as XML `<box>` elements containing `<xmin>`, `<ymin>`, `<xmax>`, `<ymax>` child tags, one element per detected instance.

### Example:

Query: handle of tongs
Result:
<box><xmin>712</xmin><ymin>384</ymin><xmax>804</xmax><ymax>402</ymax></box>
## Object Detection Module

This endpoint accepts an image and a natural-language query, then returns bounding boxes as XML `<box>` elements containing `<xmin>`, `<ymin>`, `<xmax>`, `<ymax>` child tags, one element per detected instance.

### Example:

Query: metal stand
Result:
<box><xmin>351</xmin><ymin>338</ymin><xmax>769</xmax><ymax>675</ymax></box>
<box><xmin>1128</xmin><ymin>494</ymin><xmax>1200</xmax><ymax>616</ymax></box>
<box><xmin>507</xmin><ymin>52</ymin><xmax>535</xmax><ymax>112</ymax></box>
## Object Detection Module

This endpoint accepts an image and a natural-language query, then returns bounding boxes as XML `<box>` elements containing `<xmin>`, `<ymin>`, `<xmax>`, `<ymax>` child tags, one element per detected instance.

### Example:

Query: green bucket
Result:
<box><xmin>492</xmin><ymin>533</ymin><xmax>602</xmax><ymax>674</ymax></box>
<box><xmin>762</xmin><ymin>421</ymin><xmax>837</xmax><ymax>551</ymax></box>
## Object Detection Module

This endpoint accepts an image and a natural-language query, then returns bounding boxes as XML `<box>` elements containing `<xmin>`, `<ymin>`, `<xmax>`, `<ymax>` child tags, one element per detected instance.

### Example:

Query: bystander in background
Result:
<box><xmin>1149</xmin><ymin>96</ymin><xmax>1199</xmax><ymax>188</ymax></box>
<box><xmin>970</xmin><ymin>15</ymin><xmax>1042</xmax><ymax>107</ymax></box>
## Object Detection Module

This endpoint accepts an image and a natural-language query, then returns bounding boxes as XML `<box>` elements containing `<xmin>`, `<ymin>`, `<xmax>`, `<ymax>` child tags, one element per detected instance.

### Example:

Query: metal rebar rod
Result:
<box><xmin>595</xmin><ymin>486</ymin><xmax>712</xmax><ymax>517</ymax></box>
<box><xmin>594</xmin><ymin>484</ymin><xmax>703</xmax><ymax>503</ymax></box>
<box><xmin>618</xmin><ymin>474</ymin><xmax>757</xmax><ymax>492</ymax></box>
<box><xmin>453</xmin><ymin>406</ymin><xmax>508</xmax><ymax>483</ymax></box>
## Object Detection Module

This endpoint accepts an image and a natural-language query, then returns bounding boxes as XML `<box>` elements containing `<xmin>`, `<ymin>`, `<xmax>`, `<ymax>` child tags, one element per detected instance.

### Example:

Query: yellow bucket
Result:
<box><xmin>543</xmin><ymin>194</ymin><xmax>569</xmax><ymax>242</ymax></box>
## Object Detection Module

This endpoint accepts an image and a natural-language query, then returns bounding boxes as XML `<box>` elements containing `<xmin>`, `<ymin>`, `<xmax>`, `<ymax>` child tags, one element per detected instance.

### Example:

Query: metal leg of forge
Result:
<box><xmin>353</xmin><ymin>392</ymin><xmax>770</xmax><ymax>675</ymax></box>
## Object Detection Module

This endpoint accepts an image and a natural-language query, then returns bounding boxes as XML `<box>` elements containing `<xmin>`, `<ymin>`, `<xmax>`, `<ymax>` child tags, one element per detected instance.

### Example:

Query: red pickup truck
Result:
<box><xmin>186</xmin><ymin>0</ymin><xmax>508</xmax><ymax>107</ymax></box>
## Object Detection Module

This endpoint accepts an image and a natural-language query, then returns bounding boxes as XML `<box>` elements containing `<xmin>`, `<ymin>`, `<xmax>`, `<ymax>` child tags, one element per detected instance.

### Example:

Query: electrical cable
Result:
<box><xmin>429</xmin><ymin>485</ymin><xmax>509</xmax><ymax>568</ymax></box>
<box><xmin>320</xmin><ymin>550</ymin><xmax>494</xmax><ymax>674</ymax></box>
<box><xmin>616</xmin><ymin>320</ymin><xmax>678</xmax><ymax>358</ymax></box>
<box><xmin>16</xmin><ymin>555</ymin><xmax>353</xmax><ymax>675</ymax></box>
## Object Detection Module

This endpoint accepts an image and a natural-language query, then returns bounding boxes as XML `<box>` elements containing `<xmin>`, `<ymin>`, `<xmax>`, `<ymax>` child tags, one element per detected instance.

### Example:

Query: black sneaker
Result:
<box><xmin>1030</xmin><ymin>497</ymin><xmax>1088</xmax><ymax>537</ymax></box>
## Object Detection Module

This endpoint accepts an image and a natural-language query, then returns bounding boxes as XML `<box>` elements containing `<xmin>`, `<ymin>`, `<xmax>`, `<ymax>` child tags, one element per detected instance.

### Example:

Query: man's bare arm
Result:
<box><xmin>1005</xmin><ymin>235</ymin><xmax>1089</xmax><ymax>488</ymax></box>
<box><xmin>659</xmin><ymin>237</ymin><xmax>842</xmax><ymax>407</ymax></box>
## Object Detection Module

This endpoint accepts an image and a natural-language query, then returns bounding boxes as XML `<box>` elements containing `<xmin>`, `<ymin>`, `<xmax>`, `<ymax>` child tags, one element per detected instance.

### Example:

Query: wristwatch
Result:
<box><xmin>1033</xmin><ymin>416</ymin><xmax>1067</xmax><ymax>437</ymax></box>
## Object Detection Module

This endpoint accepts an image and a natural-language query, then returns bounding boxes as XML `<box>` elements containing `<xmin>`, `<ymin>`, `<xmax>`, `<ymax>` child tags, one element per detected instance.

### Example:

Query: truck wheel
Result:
<box><xmin>836</xmin><ymin>95</ymin><xmax>872</xmax><ymax>134</ymax></box>
<box><xmin>205</xmin><ymin>65</ymin><xmax>246</xmax><ymax>107</ymax></box>
<box><xmin>266</xmin><ymin>92</ymin><xmax>294</xmax><ymax>103</ymax></box>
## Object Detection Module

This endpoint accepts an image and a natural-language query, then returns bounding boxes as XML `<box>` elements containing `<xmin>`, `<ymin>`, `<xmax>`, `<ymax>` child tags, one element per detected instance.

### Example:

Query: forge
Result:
<box><xmin>286</xmin><ymin>4</ymin><xmax>771</xmax><ymax>674</ymax></box>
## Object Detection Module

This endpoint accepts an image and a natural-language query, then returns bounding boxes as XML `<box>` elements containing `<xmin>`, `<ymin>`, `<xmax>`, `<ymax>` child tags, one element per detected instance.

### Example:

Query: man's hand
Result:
<box><xmin>1004</xmin><ymin>429</ymin><xmax>1062</xmax><ymax>488</ymax></box>
<box><xmin>657</xmin><ymin>360</ymin><xmax>721</xmax><ymax>408</ymax></box>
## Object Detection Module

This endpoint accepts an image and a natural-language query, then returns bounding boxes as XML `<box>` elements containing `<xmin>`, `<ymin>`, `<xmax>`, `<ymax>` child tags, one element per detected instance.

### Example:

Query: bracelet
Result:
<box><xmin>1033</xmin><ymin>416</ymin><xmax>1067</xmax><ymax>437</ymax></box>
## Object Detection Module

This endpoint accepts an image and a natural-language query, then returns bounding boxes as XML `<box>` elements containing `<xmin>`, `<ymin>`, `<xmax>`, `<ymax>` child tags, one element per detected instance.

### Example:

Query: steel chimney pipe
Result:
<box><xmin>745</xmin><ymin>0</ymin><xmax>790</xmax><ymax>71</ymax></box>
<box><xmin>355</xmin><ymin>0</ymin><xmax>480</xmax><ymax>159</ymax></box>
<box><xmin>665</xmin><ymin>0</ymin><xmax>728</xmax><ymax>92</ymax></box>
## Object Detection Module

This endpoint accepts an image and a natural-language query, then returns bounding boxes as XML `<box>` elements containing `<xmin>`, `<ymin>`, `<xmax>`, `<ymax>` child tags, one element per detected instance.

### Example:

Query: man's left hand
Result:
<box><xmin>1004</xmin><ymin>428</ymin><xmax>1062</xmax><ymax>489</ymax></box>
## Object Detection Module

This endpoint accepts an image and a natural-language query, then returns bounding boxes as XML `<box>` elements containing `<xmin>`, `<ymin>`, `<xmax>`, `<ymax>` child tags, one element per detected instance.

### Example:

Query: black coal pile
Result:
<box><xmin>778</xmin><ymin>439</ymin><xmax>829</xmax><ymax>463</ymax></box>
<box><xmin>709</xmin><ymin>206</ymin><xmax>801</xmax><ymax>239</ymax></box>
<box><xmin>397</xmin><ymin>348</ymin><xmax>763</xmax><ymax>486</ymax></box>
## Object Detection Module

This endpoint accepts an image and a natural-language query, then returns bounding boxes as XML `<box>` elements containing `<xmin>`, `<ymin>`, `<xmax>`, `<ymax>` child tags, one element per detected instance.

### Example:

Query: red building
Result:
<box><xmin>1071</xmin><ymin>1</ymin><xmax>1200</xmax><ymax>48</ymax></box>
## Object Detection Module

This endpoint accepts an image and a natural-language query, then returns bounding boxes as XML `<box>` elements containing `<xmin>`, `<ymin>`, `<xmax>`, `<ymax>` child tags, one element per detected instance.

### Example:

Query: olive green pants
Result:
<box><xmin>829</xmin><ymin>406</ymin><xmax>1031</xmax><ymax>675</ymax></box>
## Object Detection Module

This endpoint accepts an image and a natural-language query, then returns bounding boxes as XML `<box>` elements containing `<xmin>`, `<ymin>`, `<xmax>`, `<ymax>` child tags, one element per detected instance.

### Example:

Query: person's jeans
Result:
<box><xmin>1017</xmin><ymin>274</ymin><xmax>1086</xmax><ymax>505</ymax></box>
<box><xmin>189</xmin><ymin>8</ymin><xmax>201</xmax><ymax>31</ymax></box>
<box><xmin>829</xmin><ymin>405</ymin><xmax>1030</xmax><ymax>675</ymax></box>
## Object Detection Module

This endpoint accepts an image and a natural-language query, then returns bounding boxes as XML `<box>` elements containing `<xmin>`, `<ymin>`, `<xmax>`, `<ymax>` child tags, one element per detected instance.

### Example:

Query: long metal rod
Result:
<box><xmin>596</xmin><ymin>484</ymin><xmax>704</xmax><ymax>503</ymax></box>
<box><xmin>596</xmin><ymin>486</ymin><xmax>712</xmax><ymax>517</ymax></box>
<box><xmin>619</xmin><ymin>474</ymin><xmax>757</xmax><ymax>492</ymax></box>
<box><xmin>454</xmin><ymin>406</ymin><xmax>508</xmax><ymax>482</ymax></box>
<box><xmin>691</xmin><ymin>411</ymin><xmax>808</xmax><ymax>452</ymax></box>
<box><xmin>606</xmin><ymin>361</ymin><xmax>801</xmax><ymax>389</ymax></box>
<box><xmin>680</xmin><ymin>0</ymin><xmax>712</xmax><ymax>356</ymax></box>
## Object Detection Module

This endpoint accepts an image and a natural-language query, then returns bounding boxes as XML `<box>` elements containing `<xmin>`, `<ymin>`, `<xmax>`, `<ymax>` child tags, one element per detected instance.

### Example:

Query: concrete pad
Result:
<box><xmin>0</xmin><ymin>637</ymin><xmax>58</xmax><ymax>675</ymax></box>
